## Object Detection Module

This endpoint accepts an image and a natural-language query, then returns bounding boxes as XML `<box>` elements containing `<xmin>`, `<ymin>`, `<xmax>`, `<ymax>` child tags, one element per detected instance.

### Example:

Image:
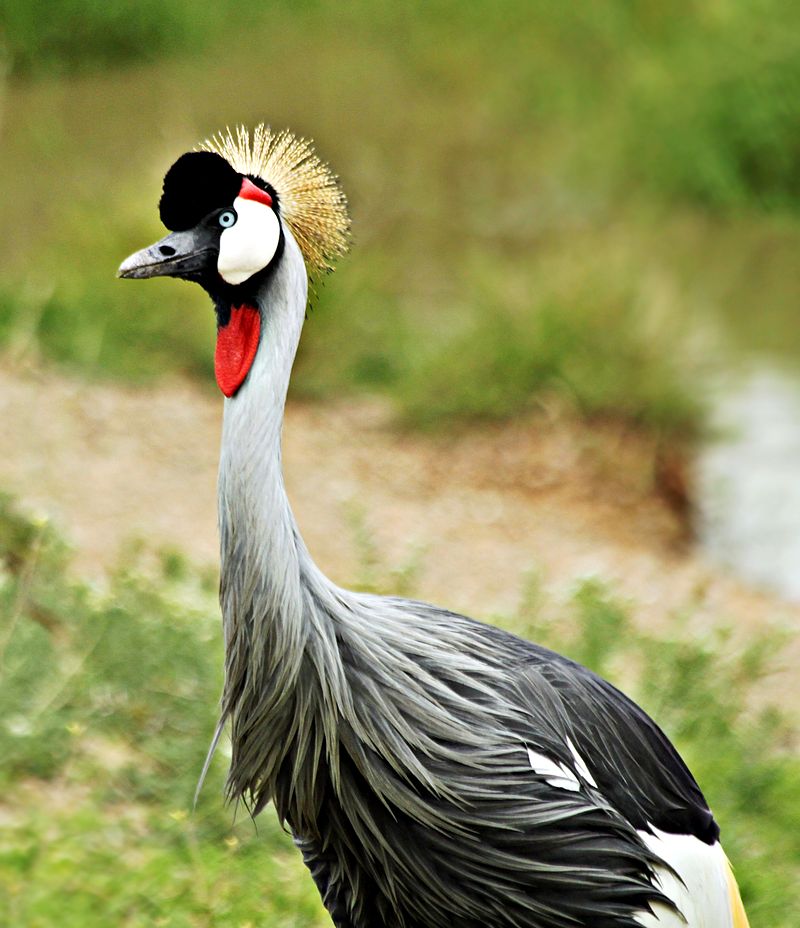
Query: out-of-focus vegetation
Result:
<box><xmin>0</xmin><ymin>497</ymin><xmax>797</xmax><ymax>925</ymax></box>
<box><xmin>1</xmin><ymin>7</ymin><xmax>798</xmax><ymax>926</ymax></box>
<box><xmin>0</xmin><ymin>0</ymin><xmax>256</xmax><ymax>76</ymax></box>
<box><xmin>2</xmin><ymin>1</ymin><xmax>800</xmax><ymax>436</ymax></box>
<box><xmin>0</xmin><ymin>496</ymin><xmax>327</xmax><ymax>927</ymax></box>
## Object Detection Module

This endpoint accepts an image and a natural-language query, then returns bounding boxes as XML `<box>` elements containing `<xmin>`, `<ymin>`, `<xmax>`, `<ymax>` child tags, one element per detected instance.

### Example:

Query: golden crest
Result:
<box><xmin>200</xmin><ymin>124</ymin><xmax>349</xmax><ymax>277</ymax></box>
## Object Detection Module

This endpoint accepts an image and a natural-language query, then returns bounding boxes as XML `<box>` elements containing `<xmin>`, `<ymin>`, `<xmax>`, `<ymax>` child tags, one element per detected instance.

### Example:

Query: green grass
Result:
<box><xmin>3</xmin><ymin>2</ymin><xmax>800</xmax><ymax>437</ymax></box>
<box><xmin>0</xmin><ymin>496</ymin><xmax>797</xmax><ymax>926</ymax></box>
<box><xmin>0</xmin><ymin>496</ymin><xmax>328</xmax><ymax>926</ymax></box>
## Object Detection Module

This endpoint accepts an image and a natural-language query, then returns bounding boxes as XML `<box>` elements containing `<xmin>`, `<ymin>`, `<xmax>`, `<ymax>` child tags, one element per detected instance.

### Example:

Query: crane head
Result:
<box><xmin>119</xmin><ymin>125</ymin><xmax>348</xmax><ymax>289</ymax></box>
<box><xmin>118</xmin><ymin>125</ymin><xmax>349</xmax><ymax>395</ymax></box>
<box><xmin>118</xmin><ymin>149</ymin><xmax>283</xmax><ymax>293</ymax></box>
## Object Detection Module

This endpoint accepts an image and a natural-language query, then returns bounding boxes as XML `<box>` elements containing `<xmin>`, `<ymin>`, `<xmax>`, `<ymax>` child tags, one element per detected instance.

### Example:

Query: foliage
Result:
<box><xmin>6</xmin><ymin>1</ymin><xmax>800</xmax><ymax>211</ymax></box>
<box><xmin>391</xmin><ymin>253</ymin><xmax>703</xmax><ymax>434</ymax></box>
<box><xmin>0</xmin><ymin>275</ymin><xmax>214</xmax><ymax>385</ymax></box>
<box><xmin>0</xmin><ymin>0</ymin><xmax>254</xmax><ymax>76</ymax></box>
<box><xmin>0</xmin><ymin>494</ymin><xmax>328</xmax><ymax>926</ymax></box>
<box><xmin>0</xmin><ymin>497</ymin><xmax>797</xmax><ymax>925</ymax></box>
<box><xmin>3</xmin><ymin>1</ymin><xmax>800</xmax><ymax>431</ymax></box>
<box><xmin>616</xmin><ymin>1</ymin><xmax>800</xmax><ymax>212</ymax></box>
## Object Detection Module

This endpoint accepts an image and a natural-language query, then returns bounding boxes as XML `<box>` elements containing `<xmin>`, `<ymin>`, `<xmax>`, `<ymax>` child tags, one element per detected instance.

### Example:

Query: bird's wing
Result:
<box><xmin>483</xmin><ymin>626</ymin><xmax>749</xmax><ymax>927</ymax></box>
<box><xmin>371</xmin><ymin>597</ymin><xmax>718</xmax><ymax>845</ymax></box>
<box><xmin>510</xmin><ymin>648</ymin><xmax>719</xmax><ymax>844</ymax></box>
<box><xmin>340</xmin><ymin>596</ymin><xmax>745</xmax><ymax>926</ymax></box>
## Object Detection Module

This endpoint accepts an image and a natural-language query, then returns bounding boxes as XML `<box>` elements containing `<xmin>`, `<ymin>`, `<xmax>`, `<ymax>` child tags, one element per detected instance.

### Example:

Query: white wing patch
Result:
<box><xmin>526</xmin><ymin>739</ymin><xmax>598</xmax><ymax>792</ymax></box>
<box><xmin>526</xmin><ymin>747</ymin><xmax>581</xmax><ymax>791</ymax></box>
<box><xmin>566</xmin><ymin>737</ymin><xmax>598</xmax><ymax>787</ymax></box>
<box><xmin>634</xmin><ymin>828</ymin><xmax>736</xmax><ymax>928</ymax></box>
<box><xmin>525</xmin><ymin>742</ymin><xmax>742</xmax><ymax>926</ymax></box>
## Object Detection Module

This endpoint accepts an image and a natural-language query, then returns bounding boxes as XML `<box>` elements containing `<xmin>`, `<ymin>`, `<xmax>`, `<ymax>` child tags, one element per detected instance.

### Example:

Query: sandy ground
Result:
<box><xmin>2</xmin><ymin>362</ymin><xmax>798</xmax><ymax>700</ymax></box>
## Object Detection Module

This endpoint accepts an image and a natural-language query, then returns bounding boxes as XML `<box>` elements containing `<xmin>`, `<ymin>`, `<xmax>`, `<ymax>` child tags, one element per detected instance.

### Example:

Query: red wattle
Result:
<box><xmin>239</xmin><ymin>176</ymin><xmax>273</xmax><ymax>207</ymax></box>
<box><xmin>215</xmin><ymin>305</ymin><xmax>261</xmax><ymax>397</ymax></box>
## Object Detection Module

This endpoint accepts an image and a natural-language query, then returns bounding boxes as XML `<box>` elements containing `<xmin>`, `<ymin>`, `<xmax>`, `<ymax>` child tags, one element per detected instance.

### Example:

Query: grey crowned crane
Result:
<box><xmin>119</xmin><ymin>125</ymin><xmax>749</xmax><ymax>928</ymax></box>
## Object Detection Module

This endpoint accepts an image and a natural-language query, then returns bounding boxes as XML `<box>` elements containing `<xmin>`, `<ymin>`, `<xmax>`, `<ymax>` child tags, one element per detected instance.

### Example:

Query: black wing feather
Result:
<box><xmin>472</xmin><ymin>618</ymin><xmax>720</xmax><ymax>844</ymax></box>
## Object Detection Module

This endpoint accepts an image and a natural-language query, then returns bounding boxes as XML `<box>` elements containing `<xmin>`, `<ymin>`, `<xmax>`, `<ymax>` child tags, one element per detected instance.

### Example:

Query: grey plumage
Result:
<box><xmin>119</xmin><ymin>128</ymin><xmax>748</xmax><ymax>928</ymax></box>
<box><xmin>207</xmin><ymin>235</ymin><xmax>672</xmax><ymax>927</ymax></box>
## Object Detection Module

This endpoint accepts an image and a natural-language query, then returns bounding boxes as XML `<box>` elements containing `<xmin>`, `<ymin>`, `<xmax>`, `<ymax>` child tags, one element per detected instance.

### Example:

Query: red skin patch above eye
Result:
<box><xmin>238</xmin><ymin>176</ymin><xmax>273</xmax><ymax>207</ymax></box>
<box><xmin>215</xmin><ymin>305</ymin><xmax>261</xmax><ymax>397</ymax></box>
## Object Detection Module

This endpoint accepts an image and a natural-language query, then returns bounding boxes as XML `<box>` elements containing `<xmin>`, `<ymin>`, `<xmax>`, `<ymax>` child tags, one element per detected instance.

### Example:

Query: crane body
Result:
<box><xmin>119</xmin><ymin>126</ymin><xmax>749</xmax><ymax>928</ymax></box>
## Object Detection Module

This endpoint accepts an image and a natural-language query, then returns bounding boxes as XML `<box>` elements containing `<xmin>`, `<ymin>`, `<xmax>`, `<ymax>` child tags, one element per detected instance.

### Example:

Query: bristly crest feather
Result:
<box><xmin>199</xmin><ymin>124</ymin><xmax>350</xmax><ymax>278</ymax></box>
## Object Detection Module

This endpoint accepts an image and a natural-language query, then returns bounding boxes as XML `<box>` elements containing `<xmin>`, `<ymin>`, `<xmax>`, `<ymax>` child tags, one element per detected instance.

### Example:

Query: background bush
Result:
<box><xmin>1</xmin><ymin>1</ymin><xmax>800</xmax><ymax>439</ymax></box>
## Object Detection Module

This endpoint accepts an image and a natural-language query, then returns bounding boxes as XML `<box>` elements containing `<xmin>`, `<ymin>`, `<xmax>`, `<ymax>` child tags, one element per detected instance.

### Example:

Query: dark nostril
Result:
<box><xmin>158</xmin><ymin>245</ymin><xmax>176</xmax><ymax>257</ymax></box>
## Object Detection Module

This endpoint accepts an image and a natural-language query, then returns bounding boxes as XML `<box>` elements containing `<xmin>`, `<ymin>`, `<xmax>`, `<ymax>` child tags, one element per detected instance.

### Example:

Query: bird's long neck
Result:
<box><xmin>217</xmin><ymin>233</ymin><xmax>306</xmax><ymax>656</ymax></box>
<box><xmin>209</xmin><ymin>239</ymin><xmax>524</xmax><ymax>830</ymax></box>
<box><xmin>214</xmin><ymin>233</ymin><xmax>342</xmax><ymax>814</ymax></box>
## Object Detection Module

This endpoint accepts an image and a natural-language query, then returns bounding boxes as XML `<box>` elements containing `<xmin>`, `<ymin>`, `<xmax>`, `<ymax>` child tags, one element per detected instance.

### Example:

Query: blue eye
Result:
<box><xmin>218</xmin><ymin>210</ymin><xmax>237</xmax><ymax>228</ymax></box>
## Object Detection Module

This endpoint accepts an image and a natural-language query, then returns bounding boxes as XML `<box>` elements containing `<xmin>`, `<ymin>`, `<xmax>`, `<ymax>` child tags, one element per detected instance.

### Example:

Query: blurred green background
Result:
<box><xmin>3</xmin><ymin>0</ymin><xmax>800</xmax><ymax>434</ymax></box>
<box><xmin>1</xmin><ymin>2</ymin><xmax>799</xmax><ymax>925</ymax></box>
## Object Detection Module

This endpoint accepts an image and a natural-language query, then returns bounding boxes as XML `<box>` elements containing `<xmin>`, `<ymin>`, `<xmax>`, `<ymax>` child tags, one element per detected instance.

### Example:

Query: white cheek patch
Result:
<box><xmin>217</xmin><ymin>196</ymin><xmax>280</xmax><ymax>286</ymax></box>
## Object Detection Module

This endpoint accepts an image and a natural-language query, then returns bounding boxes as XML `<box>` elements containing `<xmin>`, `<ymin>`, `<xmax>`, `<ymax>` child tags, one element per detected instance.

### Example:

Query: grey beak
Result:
<box><xmin>118</xmin><ymin>227</ymin><xmax>217</xmax><ymax>280</ymax></box>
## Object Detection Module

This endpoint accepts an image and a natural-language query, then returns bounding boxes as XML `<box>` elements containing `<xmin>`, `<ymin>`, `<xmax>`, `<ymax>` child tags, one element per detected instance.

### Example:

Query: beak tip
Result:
<box><xmin>118</xmin><ymin>251</ymin><xmax>155</xmax><ymax>280</ymax></box>
<box><xmin>117</xmin><ymin>255</ymin><xmax>138</xmax><ymax>279</ymax></box>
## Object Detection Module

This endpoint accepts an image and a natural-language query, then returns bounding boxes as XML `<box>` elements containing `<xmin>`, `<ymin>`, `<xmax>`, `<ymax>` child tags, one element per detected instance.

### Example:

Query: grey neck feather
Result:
<box><xmin>205</xmin><ymin>230</ymin><xmax>518</xmax><ymax>827</ymax></box>
<box><xmin>211</xmin><ymin>231</ymin><xmax>345</xmax><ymax>817</ymax></box>
<box><xmin>217</xmin><ymin>229</ymin><xmax>308</xmax><ymax>681</ymax></box>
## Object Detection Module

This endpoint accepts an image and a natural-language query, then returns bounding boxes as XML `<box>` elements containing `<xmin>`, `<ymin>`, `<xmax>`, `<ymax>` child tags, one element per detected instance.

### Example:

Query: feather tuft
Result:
<box><xmin>199</xmin><ymin>124</ymin><xmax>350</xmax><ymax>278</ymax></box>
